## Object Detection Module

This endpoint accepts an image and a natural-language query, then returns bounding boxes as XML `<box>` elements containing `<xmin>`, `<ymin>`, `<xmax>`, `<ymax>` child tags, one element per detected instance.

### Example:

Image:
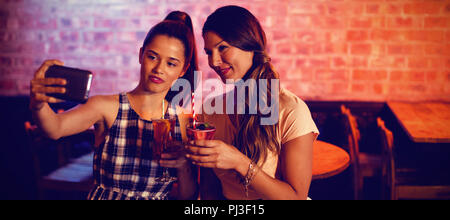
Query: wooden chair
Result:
<box><xmin>24</xmin><ymin>121</ymin><xmax>94</xmax><ymax>199</ymax></box>
<box><xmin>377</xmin><ymin>118</ymin><xmax>450</xmax><ymax>200</ymax></box>
<box><xmin>377</xmin><ymin>118</ymin><xmax>395</xmax><ymax>200</ymax></box>
<box><xmin>341</xmin><ymin>105</ymin><xmax>382</xmax><ymax>200</ymax></box>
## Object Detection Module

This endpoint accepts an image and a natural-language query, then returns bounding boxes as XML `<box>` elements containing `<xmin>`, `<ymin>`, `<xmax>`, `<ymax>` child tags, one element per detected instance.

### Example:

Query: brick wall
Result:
<box><xmin>0</xmin><ymin>0</ymin><xmax>449</xmax><ymax>101</ymax></box>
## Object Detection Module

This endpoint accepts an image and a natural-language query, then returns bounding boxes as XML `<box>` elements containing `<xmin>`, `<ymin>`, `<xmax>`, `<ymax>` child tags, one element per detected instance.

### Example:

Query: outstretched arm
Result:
<box><xmin>30</xmin><ymin>60</ymin><xmax>104</xmax><ymax>139</ymax></box>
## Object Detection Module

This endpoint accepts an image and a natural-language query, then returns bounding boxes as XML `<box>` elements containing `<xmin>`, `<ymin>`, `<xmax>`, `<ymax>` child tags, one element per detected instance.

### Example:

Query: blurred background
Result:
<box><xmin>0</xmin><ymin>0</ymin><xmax>449</xmax><ymax>200</ymax></box>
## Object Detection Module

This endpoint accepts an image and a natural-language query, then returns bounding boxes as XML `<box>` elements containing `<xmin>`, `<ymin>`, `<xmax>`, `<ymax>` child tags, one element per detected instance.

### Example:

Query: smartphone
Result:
<box><xmin>45</xmin><ymin>65</ymin><xmax>93</xmax><ymax>103</ymax></box>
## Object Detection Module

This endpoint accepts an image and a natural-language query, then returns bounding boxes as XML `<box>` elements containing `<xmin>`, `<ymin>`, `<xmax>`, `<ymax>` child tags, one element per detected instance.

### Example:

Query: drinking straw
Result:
<box><xmin>192</xmin><ymin>92</ymin><xmax>196</xmax><ymax>129</ymax></box>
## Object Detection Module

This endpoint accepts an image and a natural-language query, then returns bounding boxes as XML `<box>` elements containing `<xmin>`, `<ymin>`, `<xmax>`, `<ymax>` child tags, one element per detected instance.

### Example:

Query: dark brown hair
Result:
<box><xmin>164</xmin><ymin>11</ymin><xmax>199</xmax><ymax>96</ymax></box>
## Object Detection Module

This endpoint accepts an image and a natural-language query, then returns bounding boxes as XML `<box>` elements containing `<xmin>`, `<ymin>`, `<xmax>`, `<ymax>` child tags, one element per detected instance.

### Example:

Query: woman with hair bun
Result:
<box><xmin>29</xmin><ymin>11</ymin><xmax>199</xmax><ymax>200</ymax></box>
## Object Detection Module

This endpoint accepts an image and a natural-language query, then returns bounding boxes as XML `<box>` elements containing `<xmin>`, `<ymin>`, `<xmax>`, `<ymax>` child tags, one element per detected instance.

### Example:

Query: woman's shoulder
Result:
<box><xmin>279</xmin><ymin>88</ymin><xmax>309</xmax><ymax>113</ymax></box>
<box><xmin>86</xmin><ymin>94</ymin><xmax>121</xmax><ymax>127</ymax></box>
<box><xmin>278</xmin><ymin>88</ymin><xmax>319</xmax><ymax>143</ymax></box>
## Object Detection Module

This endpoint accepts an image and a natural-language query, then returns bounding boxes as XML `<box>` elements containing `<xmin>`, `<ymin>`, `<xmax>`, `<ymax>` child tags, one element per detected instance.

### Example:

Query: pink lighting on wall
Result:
<box><xmin>0</xmin><ymin>0</ymin><xmax>449</xmax><ymax>102</ymax></box>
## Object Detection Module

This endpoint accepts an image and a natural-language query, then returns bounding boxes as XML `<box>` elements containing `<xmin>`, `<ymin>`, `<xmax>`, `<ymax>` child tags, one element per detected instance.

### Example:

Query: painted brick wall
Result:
<box><xmin>0</xmin><ymin>0</ymin><xmax>449</xmax><ymax>101</ymax></box>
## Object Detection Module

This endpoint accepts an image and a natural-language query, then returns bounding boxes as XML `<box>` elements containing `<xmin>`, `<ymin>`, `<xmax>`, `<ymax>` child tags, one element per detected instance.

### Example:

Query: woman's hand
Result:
<box><xmin>159</xmin><ymin>142</ymin><xmax>189</xmax><ymax>169</ymax></box>
<box><xmin>185</xmin><ymin>140</ymin><xmax>250</xmax><ymax>173</ymax></box>
<box><xmin>30</xmin><ymin>59</ymin><xmax>67</xmax><ymax>111</ymax></box>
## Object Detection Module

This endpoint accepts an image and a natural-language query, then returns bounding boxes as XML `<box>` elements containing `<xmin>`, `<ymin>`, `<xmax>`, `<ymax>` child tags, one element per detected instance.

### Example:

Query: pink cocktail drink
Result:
<box><xmin>186</xmin><ymin>122</ymin><xmax>216</xmax><ymax>141</ymax></box>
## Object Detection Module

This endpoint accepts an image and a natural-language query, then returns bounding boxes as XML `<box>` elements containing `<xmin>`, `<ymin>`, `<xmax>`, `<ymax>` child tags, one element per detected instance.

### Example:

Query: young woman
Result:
<box><xmin>186</xmin><ymin>5</ymin><xmax>319</xmax><ymax>200</ymax></box>
<box><xmin>29</xmin><ymin>12</ymin><xmax>198</xmax><ymax>200</ymax></box>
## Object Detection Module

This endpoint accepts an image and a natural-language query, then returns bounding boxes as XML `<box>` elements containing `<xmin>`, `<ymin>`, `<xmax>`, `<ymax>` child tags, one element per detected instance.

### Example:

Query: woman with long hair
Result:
<box><xmin>29</xmin><ymin>12</ymin><xmax>198</xmax><ymax>200</ymax></box>
<box><xmin>186</xmin><ymin>5</ymin><xmax>319</xmax><ymax>200</ymax></box>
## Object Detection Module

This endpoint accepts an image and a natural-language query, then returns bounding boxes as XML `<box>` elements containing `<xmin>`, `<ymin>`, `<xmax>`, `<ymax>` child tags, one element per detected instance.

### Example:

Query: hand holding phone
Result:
<box><xmin>30</xmin><ymin>60</ymin><xmax>67</xmax><ymax>110</ymax></box>
<box><xmin>44</xmin><ymin>65</ymin><xmax>93</xmax><ymax>103</ymax></box>
<box><xmin>30</xmin><ymin>60</ymin><xmax>93</xmax><ymax>112</ymax></box>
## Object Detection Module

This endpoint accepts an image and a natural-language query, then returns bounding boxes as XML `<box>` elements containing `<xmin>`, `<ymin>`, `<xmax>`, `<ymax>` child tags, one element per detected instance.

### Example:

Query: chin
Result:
<box><xmin>142</xmin><ymin>83</ymin><xmax>166</xmax><ymax>93</ymax></box>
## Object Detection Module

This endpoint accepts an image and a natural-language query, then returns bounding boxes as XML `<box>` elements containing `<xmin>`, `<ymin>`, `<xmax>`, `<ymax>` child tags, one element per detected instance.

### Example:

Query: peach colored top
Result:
<box><xmin>201</xmin><ymin>88</ymin><xmax>319</xmax><ymax>200</ymax></box>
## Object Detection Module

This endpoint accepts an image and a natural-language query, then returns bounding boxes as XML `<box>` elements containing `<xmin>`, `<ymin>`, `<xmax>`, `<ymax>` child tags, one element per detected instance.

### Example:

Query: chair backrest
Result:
<box><xmin>25</xmin><ymin>121</ymin><xmax>66</xmax><ymax>175</ymax></box>
<box><xmin>24</xmin><ymin>121</ymin><xmax>95</xmax><ymax>199</ymax></box>
<box><xmin>377</xmin><ymin>117</ymin><xmax>396</xmax><ymax>200</ymax></box>
<box><xmin>25</xmin><ymin>121</ymin><xmax>44</xmax><ymax>179</ymax></box>
<box><xmin>340</xmin><ymin>105</ymin><xmax>363</xmax><ymax>199</ymax></box>
<box><xmin>25</xmin><ymin>120</ymin><xmax>73</xmax><ymax>165</ymax></box>
<box><xmin>340</xmin><ymin>105</ymin><xmax>361</xmax><ymax>163</ymax></box>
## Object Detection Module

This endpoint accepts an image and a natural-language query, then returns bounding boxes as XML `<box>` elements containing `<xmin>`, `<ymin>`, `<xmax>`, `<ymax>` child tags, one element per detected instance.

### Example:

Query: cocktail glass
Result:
<box><xmin>153</xmin><ymin>117</ymin><xmax>177</xmax><ymax>182</ymax></box>
<box><xmin>186</xmin><ymin>122</ymin><xmax>216</xmax><ymax>141</ymax></box>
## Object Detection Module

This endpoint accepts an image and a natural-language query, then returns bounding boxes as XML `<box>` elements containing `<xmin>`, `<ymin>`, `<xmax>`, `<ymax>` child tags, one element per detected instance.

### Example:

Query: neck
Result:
<box><xmin>128</xmin><ymin>88</ymin><xmax>168</xmax><ymax>120</ymax></box>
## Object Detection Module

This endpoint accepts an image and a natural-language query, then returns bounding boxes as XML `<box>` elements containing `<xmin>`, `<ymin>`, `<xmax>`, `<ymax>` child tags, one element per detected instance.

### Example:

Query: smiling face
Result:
<box><xmin>138</xmin><ymin>34</ymin><xmax>186</xmax><ymax>94</ymax></box>
<box><xmin>203</xmin><ymin>31</ymin><xmax>254</xmax><ymax>83</ymax></box>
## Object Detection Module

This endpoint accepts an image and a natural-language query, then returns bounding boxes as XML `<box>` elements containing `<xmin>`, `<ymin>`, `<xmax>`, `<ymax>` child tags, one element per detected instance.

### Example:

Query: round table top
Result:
<box><xmin>312</xmin><ymin>140</ymin><xmax>350</xmax><ymax>180</ymax></box>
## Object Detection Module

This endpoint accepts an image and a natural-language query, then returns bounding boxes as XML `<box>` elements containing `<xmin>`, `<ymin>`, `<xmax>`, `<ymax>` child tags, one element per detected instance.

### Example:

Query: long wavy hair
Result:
<box><xmin>203</xmin><ymin>5</ymin><xmax>280</xmax><ymax>164</ymax></box>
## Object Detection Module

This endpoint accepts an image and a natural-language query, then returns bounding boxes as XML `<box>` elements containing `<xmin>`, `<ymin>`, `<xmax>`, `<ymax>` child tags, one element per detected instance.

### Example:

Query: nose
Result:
<box><xmin>210</xmin><ymin>51</ymin><xmax>222</xmax><ymax>68</ymax></box>
<box><xmin>152</xmin><ymin>60</ymin><xmax>164</xmax><ymax>74</ymax></box>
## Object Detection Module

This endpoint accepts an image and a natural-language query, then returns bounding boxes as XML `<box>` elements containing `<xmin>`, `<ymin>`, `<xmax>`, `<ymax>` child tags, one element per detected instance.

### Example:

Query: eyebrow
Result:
<box><xmin>215</xmin><ymin>40</ymin><xmax>225</xmax><ymax>47</ymax></box>
<box><xmin>146</xmin><ymin>49</ymin><xmax>181</xmax><ymax>63</ymax></box>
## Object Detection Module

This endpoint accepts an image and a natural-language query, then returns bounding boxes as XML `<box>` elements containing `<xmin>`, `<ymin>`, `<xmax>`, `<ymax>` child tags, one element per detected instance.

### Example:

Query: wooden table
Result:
<box><xmin>388</xmin><ymin>102</ymin><xmax>450</xmax><ymax>143</ymax></box>
<box><xmin>312</xmin><ymin>141</ymin><xmax>350</xmax><ymax>180</ymax></box>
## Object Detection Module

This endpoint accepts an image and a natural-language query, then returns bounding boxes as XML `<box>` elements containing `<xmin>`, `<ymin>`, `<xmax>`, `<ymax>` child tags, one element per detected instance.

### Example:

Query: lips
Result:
<box><xmin>218</xmin><ymin>67</ymin><xmax>232</xmax><ymax>76</ymax></box>
<box><xmin>149</xmin><ymin>75</ymin><xmax>164</xmax><ymax>84</ymax></box>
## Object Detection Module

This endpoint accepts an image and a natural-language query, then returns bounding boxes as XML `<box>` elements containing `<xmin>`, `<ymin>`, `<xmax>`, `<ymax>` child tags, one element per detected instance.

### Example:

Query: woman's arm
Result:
<box><xmin>176</xmin><ymin>162</ymin><xmax>198</xmax><ymax>200</ymax></box>
<box><xmin>238</xmin><ymin>133</ymin><xmax>315</xmax><ymax>200</ymax></box>
<box><xmin>30</xmin><ymin>60</ymin><xmax>106</xmax><ymax>140</ymax></box>
<box><xmin>160</xmin><ymin>147</ymin><xmax>198</xmax><ymax>200</ymax></box>
<box><xmin>187</xmin><ymin>132</ymin><xmax>316</xmax><ymax>200</ymax></box>
<box><xmin>32</xmin><ymin>96</ymin><xmax>106</xmax><ymax>140</ymax></box>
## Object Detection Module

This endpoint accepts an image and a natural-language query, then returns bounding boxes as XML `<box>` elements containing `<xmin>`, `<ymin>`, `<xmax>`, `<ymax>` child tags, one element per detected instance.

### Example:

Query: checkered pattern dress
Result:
<box><xmin>88</xmin><ymin>93</ymin><xmax>182</xmax><ymax>200</ymax></box>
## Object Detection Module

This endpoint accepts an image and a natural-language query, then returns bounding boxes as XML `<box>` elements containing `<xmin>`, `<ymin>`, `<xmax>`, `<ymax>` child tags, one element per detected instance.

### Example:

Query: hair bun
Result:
<box><xmin>164</xmin><ymin>11</ymin><xmax>194</xmax><ymax>32</ymax></box>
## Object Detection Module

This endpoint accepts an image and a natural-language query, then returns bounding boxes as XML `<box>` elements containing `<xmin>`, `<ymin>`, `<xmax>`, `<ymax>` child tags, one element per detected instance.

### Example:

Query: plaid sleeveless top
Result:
<box><xmin>88</xmin><ymin>93</ymin><xmax>182</xmax><ymax>200</ymax></box>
